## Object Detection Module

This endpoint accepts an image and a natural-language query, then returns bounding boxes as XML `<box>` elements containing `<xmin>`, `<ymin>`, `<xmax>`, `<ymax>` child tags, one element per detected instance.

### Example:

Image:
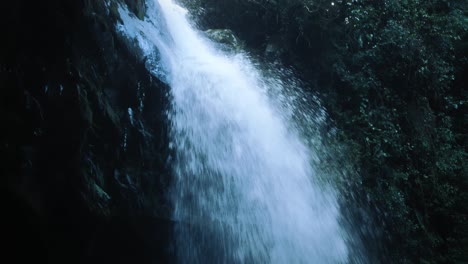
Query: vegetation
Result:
<box><xmin>182</xmin><ymin>0</ymin><xmax>468</xmax><ymax>262</ymax></box>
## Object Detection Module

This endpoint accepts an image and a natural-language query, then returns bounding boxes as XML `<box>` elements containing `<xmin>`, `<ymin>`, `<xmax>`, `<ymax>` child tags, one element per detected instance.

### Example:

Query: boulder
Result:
<box><xmin>205</xmin><ymin>29</ymin><xmax>243</xmax><ymax>52</ymax></box>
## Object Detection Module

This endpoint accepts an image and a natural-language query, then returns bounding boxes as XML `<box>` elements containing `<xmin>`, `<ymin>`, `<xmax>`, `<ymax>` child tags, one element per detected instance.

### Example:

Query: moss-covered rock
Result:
<box><xmin>205</xmin><ymin>29</ymin><xmax>243</xmax><ymax>52</ymax></box>
<box><xmin>124</xmin><ymin>0</ymin><xmax>146</xmax><ymax>20</ymax></box>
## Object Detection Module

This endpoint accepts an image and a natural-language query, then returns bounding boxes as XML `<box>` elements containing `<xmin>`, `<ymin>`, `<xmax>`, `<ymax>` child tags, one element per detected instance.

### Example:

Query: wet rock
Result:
<box><xmin>82</xmin><ymin>182</ymin><xmax>112</xmax><ymax>217</ymax></box>
<box><xmin>205</xmin><ymin>29</ymin><xmax>243</xmax><ymax>52</ymax></box>
<box><xmin>109</xmin><ymin>1</ymin><xmax>123</xmax><ymax>23</ymax></box>
<box><xmin>78</xmin><ymin>86</ymin><xmax>94</xmax><ymax>127</ymax></box>
<box><xmin>264</xmin><ymin>35</ymin><xmax>285</xmax><ymax>60</ymax></box>
<box><xmin>125</xmin><ymin>0</ymin><xmax>146</xmax><ymax>20</ymax></box>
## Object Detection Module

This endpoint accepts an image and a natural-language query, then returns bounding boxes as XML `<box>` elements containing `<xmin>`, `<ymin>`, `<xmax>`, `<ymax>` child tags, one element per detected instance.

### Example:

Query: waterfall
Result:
<box><xmin>117</xmin><ymin>0</ymin><xmax>349</xmax><ymax>263</ymax></box>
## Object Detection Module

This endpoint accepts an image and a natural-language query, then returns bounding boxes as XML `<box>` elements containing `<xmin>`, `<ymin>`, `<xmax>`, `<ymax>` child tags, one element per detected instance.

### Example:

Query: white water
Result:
<box><xmin>117</xmin><ymin>0</ymin><xmax>349</xmax><ymax>263</ymax></box>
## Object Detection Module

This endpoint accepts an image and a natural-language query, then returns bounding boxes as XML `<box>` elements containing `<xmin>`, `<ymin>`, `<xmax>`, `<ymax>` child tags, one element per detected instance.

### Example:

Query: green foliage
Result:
<box><xmin>326</xmin><ymin>1</ymin><xmax>468</xmax><ymax>262</ymax></box>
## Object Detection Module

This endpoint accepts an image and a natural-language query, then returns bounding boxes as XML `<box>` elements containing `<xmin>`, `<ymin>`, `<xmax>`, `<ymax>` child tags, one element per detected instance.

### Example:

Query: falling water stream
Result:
<box><xmin>117</xmin><ymin>0</ymin><xmax>350</xmax><ymax>262</ymax></box>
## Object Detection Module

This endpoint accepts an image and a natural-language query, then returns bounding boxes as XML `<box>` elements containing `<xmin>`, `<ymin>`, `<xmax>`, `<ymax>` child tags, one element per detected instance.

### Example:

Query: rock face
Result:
<box><xmin>1</xmin><ymin>0</ymin><xmax>173</xmax><ymax>263</ymax></box>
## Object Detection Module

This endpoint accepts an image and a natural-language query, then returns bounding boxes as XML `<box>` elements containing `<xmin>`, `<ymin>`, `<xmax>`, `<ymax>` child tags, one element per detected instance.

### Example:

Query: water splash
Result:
<box><xmin>117</xmin><ymin>0</ymin><xmax>349</xmax><ymax>262</ymax></box>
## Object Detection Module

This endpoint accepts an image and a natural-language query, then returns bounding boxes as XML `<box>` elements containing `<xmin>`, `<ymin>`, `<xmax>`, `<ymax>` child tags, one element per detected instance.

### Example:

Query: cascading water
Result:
<box><xmin>117</xmin><ymin>0</ymin><xmax>350</xmax><ymax>262</ymax></box>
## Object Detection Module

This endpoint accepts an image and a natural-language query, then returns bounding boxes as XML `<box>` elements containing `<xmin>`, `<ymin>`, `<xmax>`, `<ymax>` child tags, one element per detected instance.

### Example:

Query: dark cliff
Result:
<box><xmin>1</xmin><ymin>1</ymin><xmax>173</xmax><ymax>263</ymax></box>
